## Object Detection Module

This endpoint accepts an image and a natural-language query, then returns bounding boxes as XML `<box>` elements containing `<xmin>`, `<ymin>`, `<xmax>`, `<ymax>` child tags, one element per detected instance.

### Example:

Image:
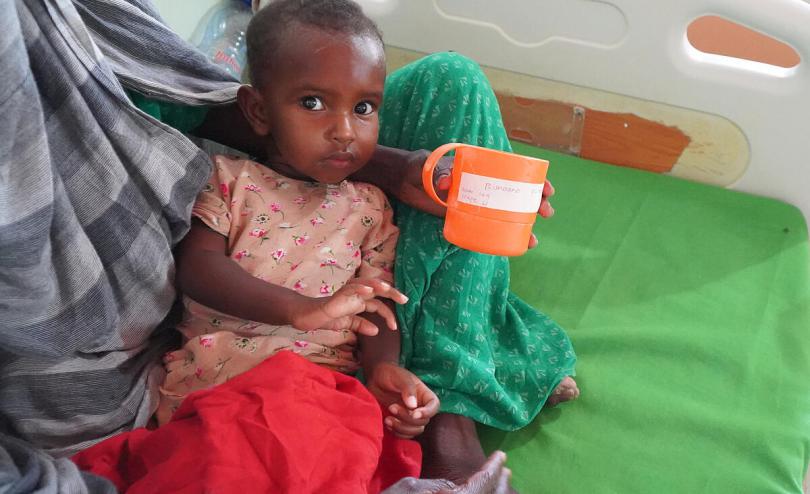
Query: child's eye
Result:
<box><xmin>301</xmin><ymin>96</ymin><xmax>324</xmax><ymax>111</ymax></box>
<box><xmin>354</xmin><ymin>101</ymin><xmax>375</xmax><ymax>115</ymax></box>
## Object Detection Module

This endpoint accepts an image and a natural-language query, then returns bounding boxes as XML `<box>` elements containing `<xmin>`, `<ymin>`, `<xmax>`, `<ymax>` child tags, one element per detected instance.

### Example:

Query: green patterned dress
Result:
<box><xmin>379</xmin><ymin>52</ymin><xmax>576</xmax><ymax>430</ymax></box>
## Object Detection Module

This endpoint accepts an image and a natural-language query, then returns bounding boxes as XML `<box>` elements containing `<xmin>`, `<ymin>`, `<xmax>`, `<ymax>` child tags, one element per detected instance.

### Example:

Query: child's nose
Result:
<box><xmin>330</xmin><ymin>114</ymin><xmax>356</xmax><ymax>145</ymax></box>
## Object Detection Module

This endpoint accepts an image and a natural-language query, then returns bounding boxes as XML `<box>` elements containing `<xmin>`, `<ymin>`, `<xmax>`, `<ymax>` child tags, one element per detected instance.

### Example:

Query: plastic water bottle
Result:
<box><xmin>192</xmin><ymin>0</ymin><xmax>253</xmax><ymax>80</ymax></box>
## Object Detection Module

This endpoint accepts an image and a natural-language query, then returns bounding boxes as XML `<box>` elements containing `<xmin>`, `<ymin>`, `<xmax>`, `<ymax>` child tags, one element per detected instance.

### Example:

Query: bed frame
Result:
<box><xmin>357</xmin><ymin>0</ymin><xmax>810</xmax><ymax>228</ymax></box>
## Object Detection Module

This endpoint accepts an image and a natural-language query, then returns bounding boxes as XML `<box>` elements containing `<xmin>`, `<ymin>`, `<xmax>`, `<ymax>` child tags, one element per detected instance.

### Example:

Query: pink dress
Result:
<box><xmin>156</xmin><ymin>155</ymin><xmax>398</xmax><ymax>424</ymax></box>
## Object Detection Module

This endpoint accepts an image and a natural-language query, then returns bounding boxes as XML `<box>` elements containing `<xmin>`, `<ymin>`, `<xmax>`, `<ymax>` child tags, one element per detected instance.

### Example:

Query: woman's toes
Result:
<box><xmin>546</xmin><ymin>376</ymin><xmax>579</xmax><ymax>406</ymax></box>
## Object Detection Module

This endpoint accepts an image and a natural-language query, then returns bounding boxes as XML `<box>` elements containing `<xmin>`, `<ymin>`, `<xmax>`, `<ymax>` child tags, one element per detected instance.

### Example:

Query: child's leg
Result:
<box><xmin>379</xmin><ymin>52</ymin><xmax>578</xmax><ymax>483</ymax></box>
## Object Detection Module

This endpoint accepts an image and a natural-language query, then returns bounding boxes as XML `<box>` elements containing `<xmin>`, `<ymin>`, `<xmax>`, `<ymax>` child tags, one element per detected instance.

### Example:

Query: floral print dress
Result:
<box><xmin>156</xmin><ymin>155</ymin><xmax>398</xmax><ymax>424</ymax></box>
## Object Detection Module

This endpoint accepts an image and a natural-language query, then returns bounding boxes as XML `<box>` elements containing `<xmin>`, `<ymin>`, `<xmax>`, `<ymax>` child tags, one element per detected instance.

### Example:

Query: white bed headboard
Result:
<box><xmin>357</xmin><ymin>0</ymin><xmax>810</xmax><ymax>227</ymax></box>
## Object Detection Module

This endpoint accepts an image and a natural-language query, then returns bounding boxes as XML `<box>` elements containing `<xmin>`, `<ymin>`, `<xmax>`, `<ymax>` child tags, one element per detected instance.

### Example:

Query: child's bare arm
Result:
<box><xmin>362</xmin><ymin>300</ymin><xmax>440</xmax><ymax>438</ymax></box>
<box><xmin>176</xmin><ymin>219</ymin><xmax>303</xmax><ymax>325</ymax></box>
<box><xmin>176</xmin><ymin>220</ymin><xmax>404</xmax><ymax>334</ymax></box>
<box><xmin>359</xmin><ymin>300</ymin><xmax>402</xmax><ymax>374</ymax></box>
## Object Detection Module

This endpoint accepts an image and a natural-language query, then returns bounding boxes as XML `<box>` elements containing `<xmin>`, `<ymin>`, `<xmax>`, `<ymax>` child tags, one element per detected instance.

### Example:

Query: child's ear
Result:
<box><xmin>237</xmin><ymin>85</ymin><xmax>271</xmax><ymax>136</ymax></box>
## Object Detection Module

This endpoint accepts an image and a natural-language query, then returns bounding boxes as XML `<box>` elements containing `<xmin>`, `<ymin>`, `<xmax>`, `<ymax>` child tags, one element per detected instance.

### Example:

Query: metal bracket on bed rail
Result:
<box><xmin>495</xmin><ymin>93</ymin><xmax>586</xmax><ymax>157</ymax></box>
<box><xmin>568</xmin><ymin>106</ymin><xmax>585</xmax><ymax>155</ymax></box>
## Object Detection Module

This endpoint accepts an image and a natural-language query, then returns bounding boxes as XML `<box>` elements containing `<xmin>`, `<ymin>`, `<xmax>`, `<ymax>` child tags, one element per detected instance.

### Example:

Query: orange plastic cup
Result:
<box><xmin>422</xmin><ymin>143</ymin><xmax>549</xmax><ymax>256</ymax></box>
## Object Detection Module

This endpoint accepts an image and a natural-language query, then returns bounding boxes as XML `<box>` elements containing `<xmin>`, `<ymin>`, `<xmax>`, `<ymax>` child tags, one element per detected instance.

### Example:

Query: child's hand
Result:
<box><xmin>365</xmin><ymin>362</ymin><xmax>440</xmax><ymax>439</ymax></box>
<box><xmin>290</xmin><ymin>279</ymin><xmax>407</xmax><ymax>335</ymax></box>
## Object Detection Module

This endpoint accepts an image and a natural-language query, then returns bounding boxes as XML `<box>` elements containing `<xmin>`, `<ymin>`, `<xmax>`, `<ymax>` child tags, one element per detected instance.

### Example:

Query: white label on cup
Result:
<box><xmin>457</xmin><ymin>172</ymin><xmax>544</xmax><ymax>213</ymax></box>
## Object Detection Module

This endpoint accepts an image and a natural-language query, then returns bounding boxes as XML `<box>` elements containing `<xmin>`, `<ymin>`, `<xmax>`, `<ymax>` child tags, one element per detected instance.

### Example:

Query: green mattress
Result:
<box><xmin>479</xmin><ymin>143</ymin><xmax>810</xmax><ymax>493</ymax></box>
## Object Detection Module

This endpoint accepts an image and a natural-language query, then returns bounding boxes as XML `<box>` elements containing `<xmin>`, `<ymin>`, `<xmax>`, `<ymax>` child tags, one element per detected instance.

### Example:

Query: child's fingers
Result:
<box><xmin>410</xmin><ymin>401</ymin><xmax>440</xmax><ymax>422</ymax></box>
<box><xmin>352</xmin><ymin>279</ymin><xmax>409</xmax><ymax>305</ymax></box>
<box><xmin>362</xmin><ymin>298</ymin><xmax>398</xmax><ymax>330</ymax></box>
<box><xmin>397</xmin><ymin>383</ymin><xmax>419</xmax><ymax>410</ymax></box>
<box><xmin>346</xmin><ymin>315</ymin><xmax>379</xmax><ymax>336</ymax></box>
<box><xmin>380</xmin><ymin>287</ymin><xmax>409</xmax><ymax>305</ymax></box>
<box><xmin>399</xmin><ymin>380</ymin><xmax>440</xmax><ymax>420</ymax></box>
<box><xmin>370</xmin><ymin>281</ymin><xmax>408</xmax><ymax>304</ymax></box>
<box><xmin>321</xmin><ymin>286</ymin><xmax>373</xmax><ymax>319</ymax></box>
<box><xmin>338</xmin><ymin>283</ymin><xmax>375</xmax><ymax>298</ymax></box>
<box><xmin>388</xmin><ymin>404</ymin><xmax>431</xmax><ymax>427</ymax></box>
<box><xmin>415</xmin><ymin>389</ymin><xmax>441</xmax><ymax>419</ymax></box>
<box><xmin>388</xmin><ymin>403</ymin><xmax>430</xmax><ymax>424</ymax></box>
<box><xmin>384</xmin><ymin>416</ymin><xmax>425</xmax><ymax>439</ymax></box>
<box><xmin>350</xmin><ymin>278</ymin><xmax>390</xmax><ymax>294</ymax></box>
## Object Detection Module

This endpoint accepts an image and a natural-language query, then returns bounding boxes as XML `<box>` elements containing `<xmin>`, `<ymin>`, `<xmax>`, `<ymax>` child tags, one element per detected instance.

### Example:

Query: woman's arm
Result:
<box><xmin>352</xmin><ymin>146</ymin><xmax>450</xmax><ymax>217</ymax></box>
<box><xmin>191</xmin><ymin>102</ymin><xmax>267</xmax><ymax>159</ymax></box>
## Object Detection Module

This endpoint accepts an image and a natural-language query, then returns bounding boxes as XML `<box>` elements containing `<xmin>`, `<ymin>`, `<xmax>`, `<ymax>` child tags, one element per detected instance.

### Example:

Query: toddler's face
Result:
<box><xmin>255</xmin><ymin>25</ymin><xmax>386</xmax><ymax>184</ymax></box>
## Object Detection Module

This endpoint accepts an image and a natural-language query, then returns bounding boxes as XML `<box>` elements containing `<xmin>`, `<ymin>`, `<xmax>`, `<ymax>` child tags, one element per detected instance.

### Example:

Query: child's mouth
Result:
<box><xmin>323</xmin><ymin>152</ymin><xmax>355</xmax><ymax>168</ymax></box>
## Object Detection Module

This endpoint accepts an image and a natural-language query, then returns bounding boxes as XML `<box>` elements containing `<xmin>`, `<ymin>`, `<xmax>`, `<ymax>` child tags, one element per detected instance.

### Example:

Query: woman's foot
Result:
<box><xmin>419</xmin><ymin>413</ymin><xmax>488</xmax><ymax>484</ymax></box>
<box><xmin>384</xmin><ymin>451</ymin><xmax>511</xmax><ymax>494</ymax></box>
<box><xmin>419</xmin><ymin>414</ymin><xmax>519</xmax><ymax>493</ymax></box>
<box><xmin>545</xmin><ymin>376</ymin><xmax>579</xmax><ymax>407</ymax></box>
<box><xmin>418</xmin><ymin>380</ymin><xmax>578</xmax><ymax>492</ymax></box>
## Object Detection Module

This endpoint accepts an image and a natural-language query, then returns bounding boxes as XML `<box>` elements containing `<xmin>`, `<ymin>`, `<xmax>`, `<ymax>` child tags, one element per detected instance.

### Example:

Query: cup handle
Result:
<box><xmin>421</xmin><ymin>142</ymin><xmax>464</xmax><ymax>208</ymax></box>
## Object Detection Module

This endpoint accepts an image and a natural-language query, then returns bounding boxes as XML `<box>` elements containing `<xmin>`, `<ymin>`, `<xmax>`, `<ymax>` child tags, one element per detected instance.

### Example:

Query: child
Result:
<box><xmin>155</xmin><ymin>0</ymin><xmax>438</xmax><ymax>442</ymax></box>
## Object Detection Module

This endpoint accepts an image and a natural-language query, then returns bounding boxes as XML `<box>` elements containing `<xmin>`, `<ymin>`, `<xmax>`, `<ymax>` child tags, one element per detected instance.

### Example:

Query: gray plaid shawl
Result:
<box><xmin>1</xmin><ymin>0</ymin><xmax>237</xmax><ymax>491</ymax></box>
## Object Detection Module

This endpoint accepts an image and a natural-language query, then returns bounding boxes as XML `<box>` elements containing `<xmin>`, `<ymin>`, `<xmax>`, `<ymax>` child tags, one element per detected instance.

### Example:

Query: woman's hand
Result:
<box><xmin>359</xmin><ymin>144</ymin><xmax>557</xmax><ymax>248</ymax></box>
<box><xmin>409</xmin><ymin>149</ymin><xmax>556</xmax><ymax>248</ymax></box>
<box><xmin>288</xmin><ymin>279</ymin><xmax>407</xmax><ymax>335</ymax></box>
<box><xmin>528</xmin><ymin>179</ymin><xmax>555</xmax><ymax>248</ymax></box>
<box><xmin>365</xmin><ymin>362</ymin><xmax>440</xmax><ymax>438</ymax></box>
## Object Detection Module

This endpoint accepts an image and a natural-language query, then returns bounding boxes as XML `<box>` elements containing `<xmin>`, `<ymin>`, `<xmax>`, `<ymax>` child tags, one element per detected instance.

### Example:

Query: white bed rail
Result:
<box><xmin>358</xmin><ymin>0</ymin><xmax>810</xmax><ymax>226</ymax></box>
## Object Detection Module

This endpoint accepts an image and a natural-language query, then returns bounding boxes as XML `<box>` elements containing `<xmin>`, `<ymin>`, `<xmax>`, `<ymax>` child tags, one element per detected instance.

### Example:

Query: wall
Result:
<box><xmin>152</xmin><ymin>0</ymin><xmax>220</xmax><ymax>41</ymax></box>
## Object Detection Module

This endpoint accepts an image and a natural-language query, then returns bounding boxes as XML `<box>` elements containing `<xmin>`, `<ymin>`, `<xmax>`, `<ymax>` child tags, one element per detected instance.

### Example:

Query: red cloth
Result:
<box><xmin>72</xmin><ymin>351</ymin><xmax>420</xmax><ymax>493</ymax></box>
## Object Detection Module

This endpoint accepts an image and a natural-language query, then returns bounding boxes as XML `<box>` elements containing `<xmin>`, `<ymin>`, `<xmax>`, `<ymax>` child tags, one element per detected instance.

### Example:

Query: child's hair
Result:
<box><xmin>246</xmin><ymin>0</ymin><xmax>384</xmax><ymax>88</ymax></box>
